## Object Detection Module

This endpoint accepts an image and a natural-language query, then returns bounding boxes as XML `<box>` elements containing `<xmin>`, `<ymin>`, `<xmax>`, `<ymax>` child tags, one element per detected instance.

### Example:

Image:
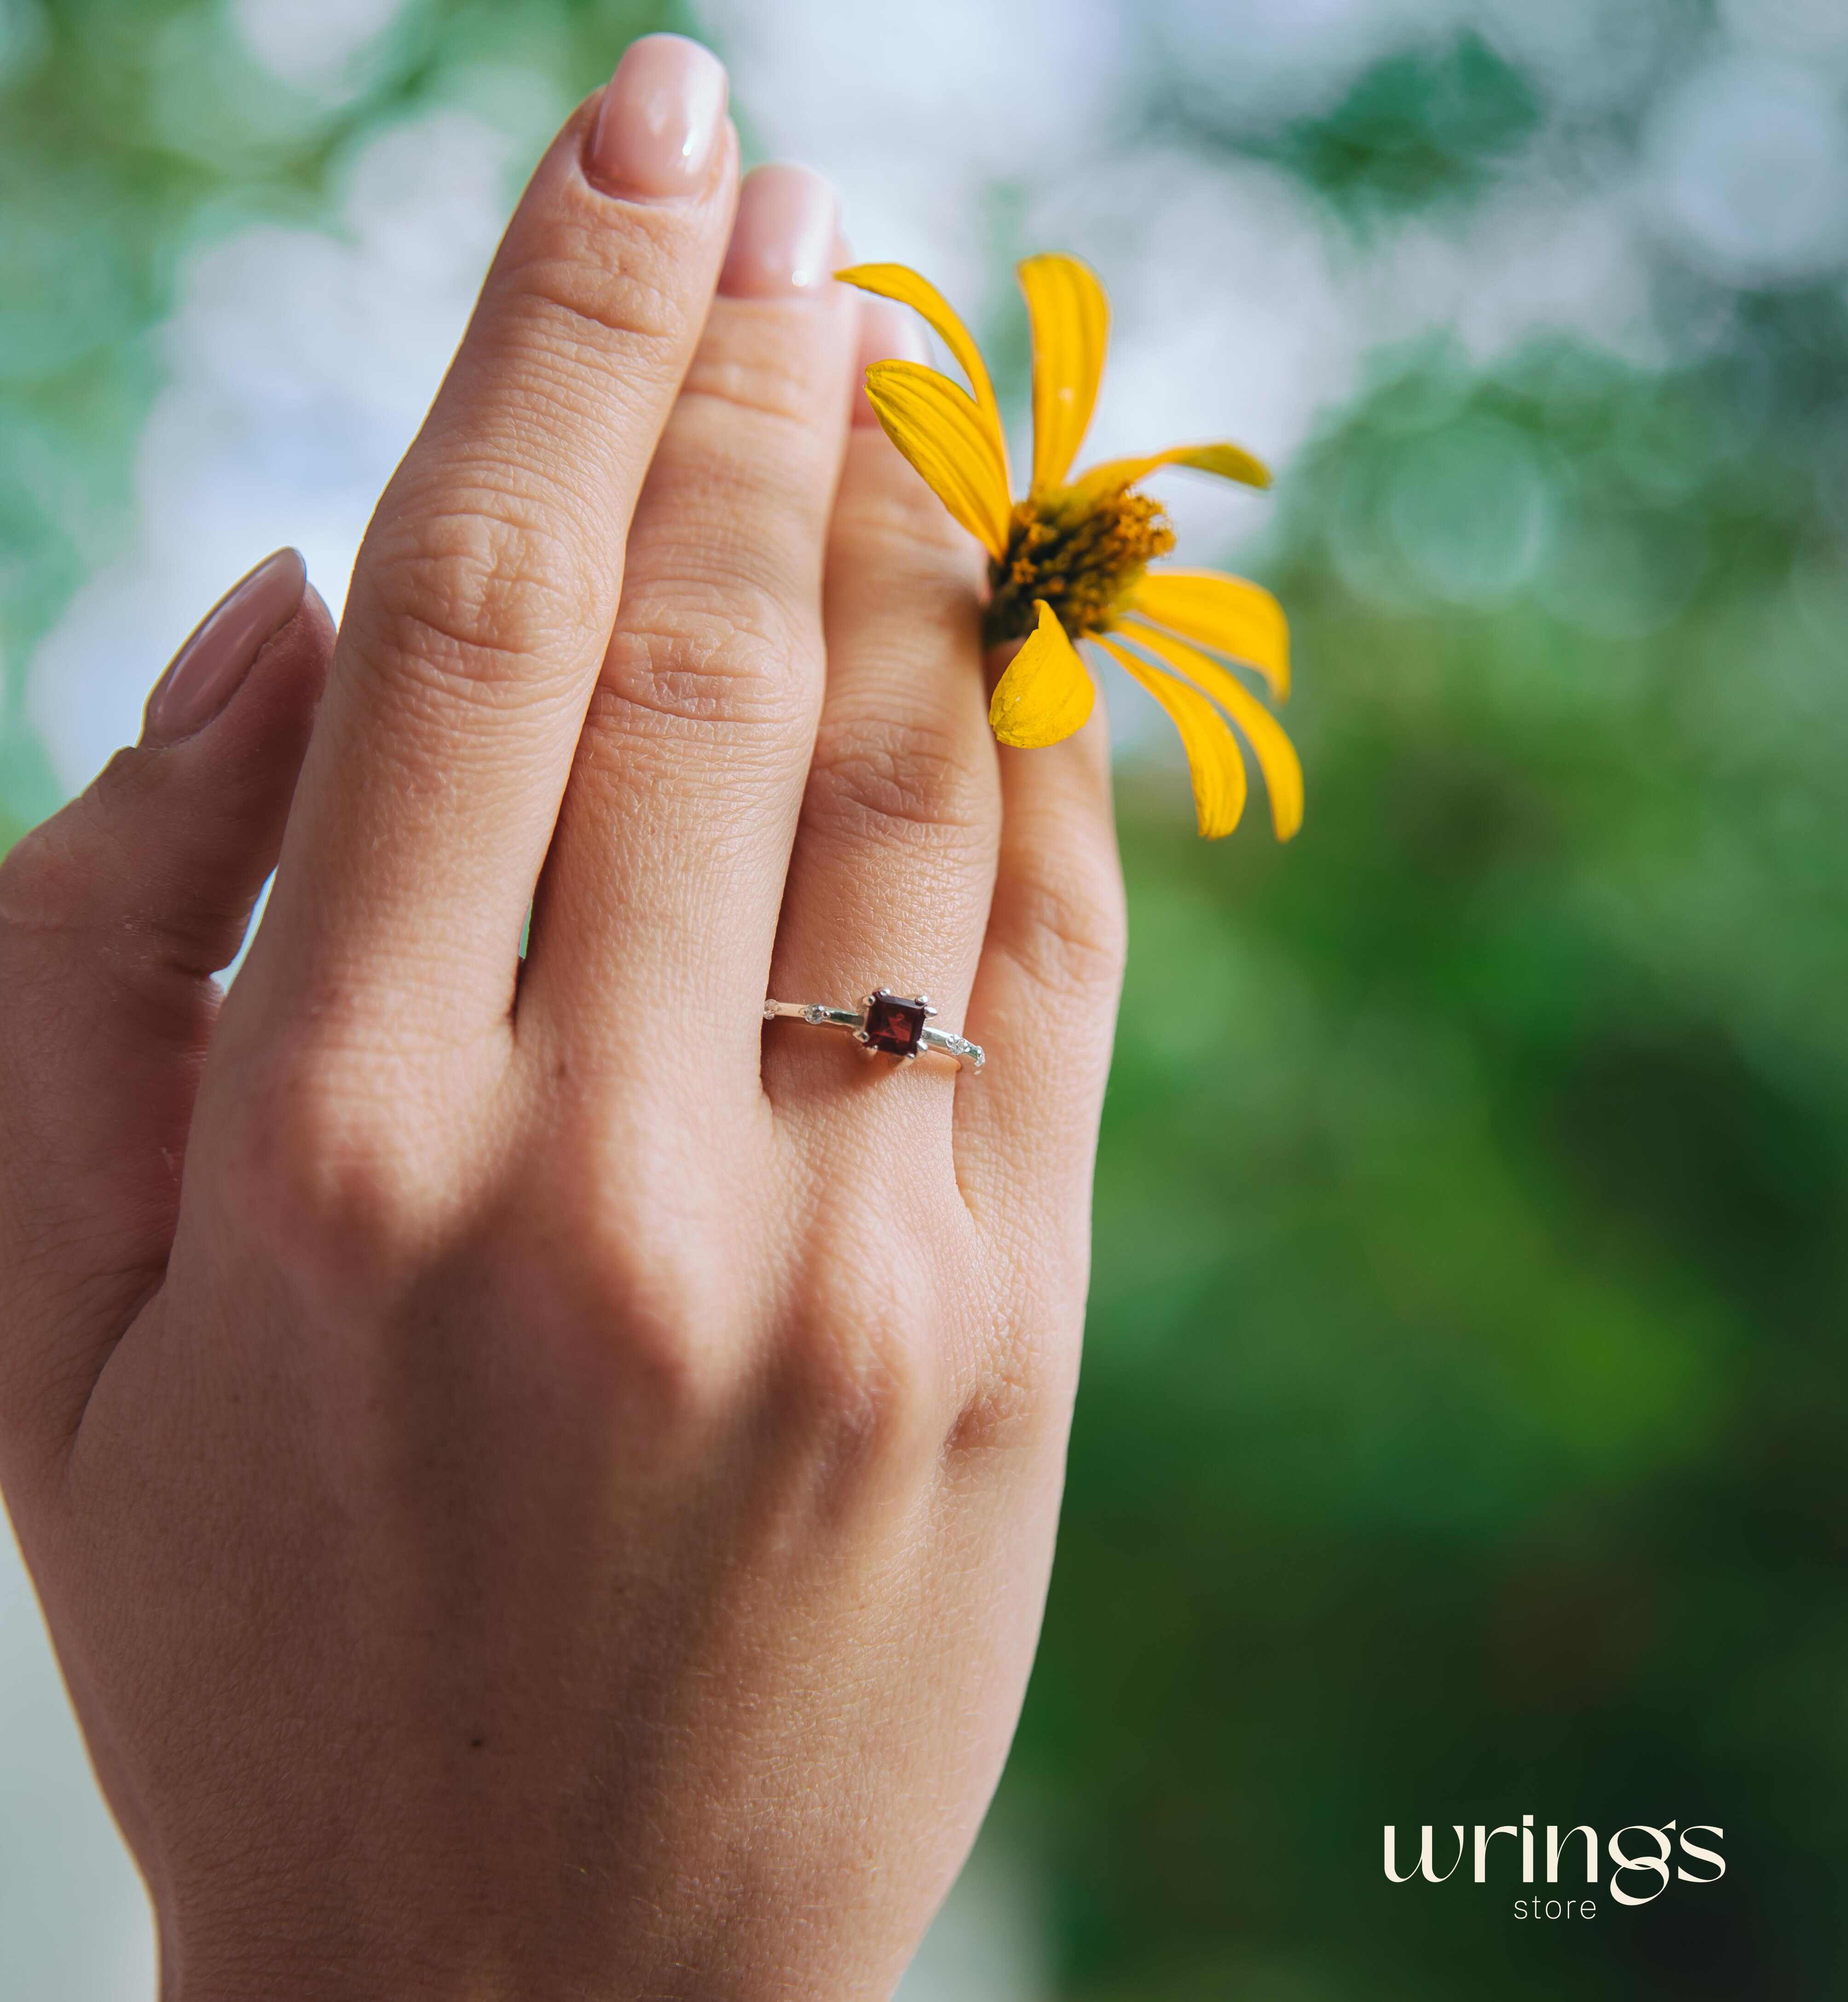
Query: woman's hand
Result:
<box><xmin>0</xmin><ymin>34</ymin><xmax>1125</xmax><ymax>2002</ymax></box>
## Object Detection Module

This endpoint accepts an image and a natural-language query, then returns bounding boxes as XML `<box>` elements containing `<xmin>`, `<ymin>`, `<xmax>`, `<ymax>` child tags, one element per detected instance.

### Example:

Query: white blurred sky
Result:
<box><xmin>12</xmin><ymin>0</ymin><xmax>1848</xmax><ymax>1993</ymax></box>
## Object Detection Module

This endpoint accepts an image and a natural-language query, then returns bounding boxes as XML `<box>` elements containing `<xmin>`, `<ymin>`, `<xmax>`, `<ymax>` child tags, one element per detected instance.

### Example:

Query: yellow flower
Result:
<box><xmin>837</xmin><ymin>255</ymin><xmax>1302</xmax><ymax>841</ymax></box>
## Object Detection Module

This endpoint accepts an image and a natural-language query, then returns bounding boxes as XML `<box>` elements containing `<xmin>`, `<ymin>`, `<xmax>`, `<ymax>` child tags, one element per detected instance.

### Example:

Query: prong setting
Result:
<box><xmin>862</xmin><ymin>988</ymin><xmax>931</xmax><ymax>1059</ymax></box>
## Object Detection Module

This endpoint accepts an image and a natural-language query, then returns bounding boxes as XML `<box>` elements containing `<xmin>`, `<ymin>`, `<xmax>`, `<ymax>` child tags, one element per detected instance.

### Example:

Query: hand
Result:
<box><xmin>0</xmin><ymin>34</ymin><xmax>1125</xmax><ymax>2001</ymax></box>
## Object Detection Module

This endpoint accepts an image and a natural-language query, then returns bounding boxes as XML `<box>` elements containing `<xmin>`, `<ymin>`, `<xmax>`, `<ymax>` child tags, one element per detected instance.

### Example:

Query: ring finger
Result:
<box><xmin>764</xmin><ymin>298</ymin><xmax>1000</xmax><ymax>1123</ymax></box>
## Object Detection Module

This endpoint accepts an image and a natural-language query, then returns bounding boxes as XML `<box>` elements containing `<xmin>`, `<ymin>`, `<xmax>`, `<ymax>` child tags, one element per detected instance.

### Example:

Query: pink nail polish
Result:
<box><xmin>143</xmin><ymin>550</ymin><xmax>307</xmax><ymax>746</ymax></box>
<box><xmin>852</xmin><ymin>298</ymin><xmax>929</xmax><ymax>426</ymax></box>
<box><xmin>718</xmin><ymin>165</ymin><xmax>840</xmax><ymax>299</ymax></box>
<box><xmin>589</xmin><ymin>35</ymin><xmax>728</xmax><ymax>198</ymax></box>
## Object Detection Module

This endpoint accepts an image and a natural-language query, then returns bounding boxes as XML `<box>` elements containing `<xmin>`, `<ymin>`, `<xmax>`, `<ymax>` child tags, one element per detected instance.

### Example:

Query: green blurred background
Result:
<box><xmin>4</xmin><ymin>0</ymin><xmax>1845</xmax><ymax>1994</ymax></box>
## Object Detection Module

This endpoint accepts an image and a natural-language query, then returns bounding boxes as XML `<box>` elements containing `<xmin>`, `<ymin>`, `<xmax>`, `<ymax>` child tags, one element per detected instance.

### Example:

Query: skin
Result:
<box><xmin>0</xmin><ymin>51</ymin><xmax>1125</xmax><ymax>2002</ymax></box>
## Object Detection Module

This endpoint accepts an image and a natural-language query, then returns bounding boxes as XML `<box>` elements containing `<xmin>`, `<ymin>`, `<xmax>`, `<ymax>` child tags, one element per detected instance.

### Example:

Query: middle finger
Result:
<box><xmin>521</xmin><ymin>165</ymin><xmax>856</xmax><ymax>1089</ymax></box>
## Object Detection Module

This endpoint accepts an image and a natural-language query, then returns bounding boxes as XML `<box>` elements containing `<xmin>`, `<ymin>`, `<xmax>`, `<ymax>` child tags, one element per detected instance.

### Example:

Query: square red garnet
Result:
<box><xmin>863</xmin><ymin>991</ymin><xmax>929</xmax><ymax>1057</ymax></box>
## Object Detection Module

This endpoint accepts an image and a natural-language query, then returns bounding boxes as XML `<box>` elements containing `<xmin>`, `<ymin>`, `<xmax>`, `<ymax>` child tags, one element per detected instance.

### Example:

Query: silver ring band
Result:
<box><xmin>763</xmin><ymin>988</ymin><xmax>984</xmax><ymax>1073</ymax></box>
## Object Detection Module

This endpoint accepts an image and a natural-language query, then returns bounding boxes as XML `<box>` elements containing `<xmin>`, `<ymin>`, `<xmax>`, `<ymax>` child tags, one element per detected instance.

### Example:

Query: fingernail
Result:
<box><xmin>852</xmin><ymin>297</ymin><xmax>929</xmax><ymax>426</ymax></box>
<box><xmin>143</xmin><ymin>549</ymin><xmax>307</xmax><ymax>746</ymax></box>
<box><xmin>589</xmin><ymin>34</ymin><xmax>728</xmax><ymax>198</ymax></box>
<box><xmin>719</xmin><ymin>164</ymin><xmax>839</xmax><ymax>299</ymax></box>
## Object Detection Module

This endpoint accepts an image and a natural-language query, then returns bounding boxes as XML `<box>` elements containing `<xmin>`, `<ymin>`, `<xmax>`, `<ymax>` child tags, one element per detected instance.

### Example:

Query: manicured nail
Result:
<box><xmin>143</xmin><ymin>549</ymin><xmax>306</xmax><ymax>746</ymax></box>
<box><xmin>719</xmin><ymin>164</ymin><xmax>840</xmax><ymax>299</ymax></box>
<box><xmin>589</xmin><ymin>35</ymin><xmax>728</xmax><ymax>198</ymax></box>
<box><xmin>852</xmin><ymin>298</ymin><xmax>929</xmax><ymax>426</ymax></box>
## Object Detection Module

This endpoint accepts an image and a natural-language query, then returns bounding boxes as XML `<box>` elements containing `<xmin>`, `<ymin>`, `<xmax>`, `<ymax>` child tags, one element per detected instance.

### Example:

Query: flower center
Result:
<box><xmin>983</xmin><ymin>485</ymin><xmax>1176</xmax><ymax>649</ymax></box>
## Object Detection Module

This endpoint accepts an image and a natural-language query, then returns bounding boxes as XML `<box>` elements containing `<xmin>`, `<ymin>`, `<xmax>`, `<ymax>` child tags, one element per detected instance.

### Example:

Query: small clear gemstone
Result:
<box><xmin>805</xmin><ymin>1005</ymin><xmax>826</xmax><ymax>1024</ymax></box>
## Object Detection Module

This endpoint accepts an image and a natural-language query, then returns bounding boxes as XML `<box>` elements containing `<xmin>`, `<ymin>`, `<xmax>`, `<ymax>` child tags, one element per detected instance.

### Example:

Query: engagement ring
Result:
<box><xmin>763</xmin><ymin>989</ymin><xmax>985</xmax><ymax>1073</ymax></box>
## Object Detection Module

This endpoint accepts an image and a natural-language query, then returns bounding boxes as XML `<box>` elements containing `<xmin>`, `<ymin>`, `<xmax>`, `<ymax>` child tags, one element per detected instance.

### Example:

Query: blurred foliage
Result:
<box><xmin>6</xmin><ymin>0</ymin><xmax>1847</xmax><ymax>1998</ymax></box>
<box><xmin>0</xmin><ymin>0</ymin><xmax>685</xmax><ymax>826</ymax></box>
<box><xmin>1015</xmin><ymin>320</ymin><xmax>1848</xmax><ymax>1997</ymax></box>
<box><xmin>1277</xmin><ymin>31</ymin><xmax>1544</xmax><ymax>218</ymax></box>
<box><xmin>1010</xmin><ymin>56</ymin><xmax>1848</xmax><ymax>2002</ymax></box>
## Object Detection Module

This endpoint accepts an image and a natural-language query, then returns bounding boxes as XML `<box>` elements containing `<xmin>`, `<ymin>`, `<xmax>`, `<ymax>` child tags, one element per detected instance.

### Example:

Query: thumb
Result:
<box><xmin>0</xmin><ymin>548</ymin><xmax>333</xmax><ymax>1475</ymax></box>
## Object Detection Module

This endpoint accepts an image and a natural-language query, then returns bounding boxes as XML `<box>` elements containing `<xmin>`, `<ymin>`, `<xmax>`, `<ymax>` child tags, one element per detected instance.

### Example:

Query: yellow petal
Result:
<box><xmin>864</xmin><ymin>360</ymin><xmax>1013</xmax><ymax>560</ymax></box>
<box><xmin>990</xmin><ymin>600</ymin><xmax>1096</xmax><ymax>747</ymax></box>
<box><xmin>1018</xmin><ymin>252</ymin><xmax>1109</xmax><ymax>493</ymax></box>
<box><xmin>1121</xmin><ymin>621</ymin><xmax>1303</xmax><ymax>840</ymax></box>
<box><xmin>1129</xmin><ymin>567</ymin><xmax>1290</xmax><ymax>701</ymax></box>
<box><xmin>837</xmin><ymin>262</ymin><xmax>1011</xmax><ymax>491</ymax></box>
<box><xmin>1096</xmin><ymin>636</ymin><xmax>1247</xmax><ymax>839</ymax></box>
<box><xmin>1071</xmin><ymin>440</ymin><xmax>1271</xmax><ymax>503</ymax></box>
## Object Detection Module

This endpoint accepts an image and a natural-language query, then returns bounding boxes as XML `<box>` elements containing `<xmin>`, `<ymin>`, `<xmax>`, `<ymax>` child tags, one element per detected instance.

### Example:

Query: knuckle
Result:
<box><xmin>502</xmin><ymin>229</ymin><xmax>687</xmax><ymax>371</ymax></box>
<box><xmin>681</xmin><ymin>337</ymin><xmax>841</xmax><ymax>436</ymax></box>
<box><xmin>601</xmin><ymin>585</ymin><xmax>815</xmax><ymax>733</ymax></box>
<box><xmin>575</xmin><ymin>1251</ymin><xmax>723</xmax><ymax>1420</ymax></box>
<box><xmin>950</xmin><ymin>1290</ymin><xmax>1075</xmax><ymax>1459</ymax></box>
<box><xmin>774</xmin><ymin>1253</ymin><xmax>950</xmax><ymax>1490</ymax></box>
<box><xmin>219</xmin><ymin>1054</ymin><xmax>446</xmax><ymax>1301</ymax></box>
<box><xmin>806</xmin><ymin>708</ymin><xmax>994</xmax><ymax>845</ymax></box>
<box><xmin>999</xmin><ymin>851</ymin><xmax>1128</xmax><ymax>998</ymax></box>
<box><xmin>781</xmin><ymin>1326</ymin><xmax>936</xmax><ymax>1494</ymax></box>
<box><xmin>947</xmin><ymin>1365</ymin><xmax>1042</xmax><ymax>1459</ymax></box>
<box><xmin>360</xmin><ymin>483</ymin><xmax>600</xmax><ymax>696</ymax></box>
<box><xmin>839</xmin><ymin>444</ymin><xmax>988</xmax><ymax>573</ymax></box>
<box><xmin>507</xmin><ymin>1154</ymin><xmax>745</xmax><ymax>1436</ymax></box>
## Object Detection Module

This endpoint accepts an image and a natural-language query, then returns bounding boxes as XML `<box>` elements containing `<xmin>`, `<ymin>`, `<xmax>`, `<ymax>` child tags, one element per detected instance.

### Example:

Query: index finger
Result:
<box><xmin>238</xmin><ymin>37</ymin><xmax>739</xmax><ymax>1047</ymax></box>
